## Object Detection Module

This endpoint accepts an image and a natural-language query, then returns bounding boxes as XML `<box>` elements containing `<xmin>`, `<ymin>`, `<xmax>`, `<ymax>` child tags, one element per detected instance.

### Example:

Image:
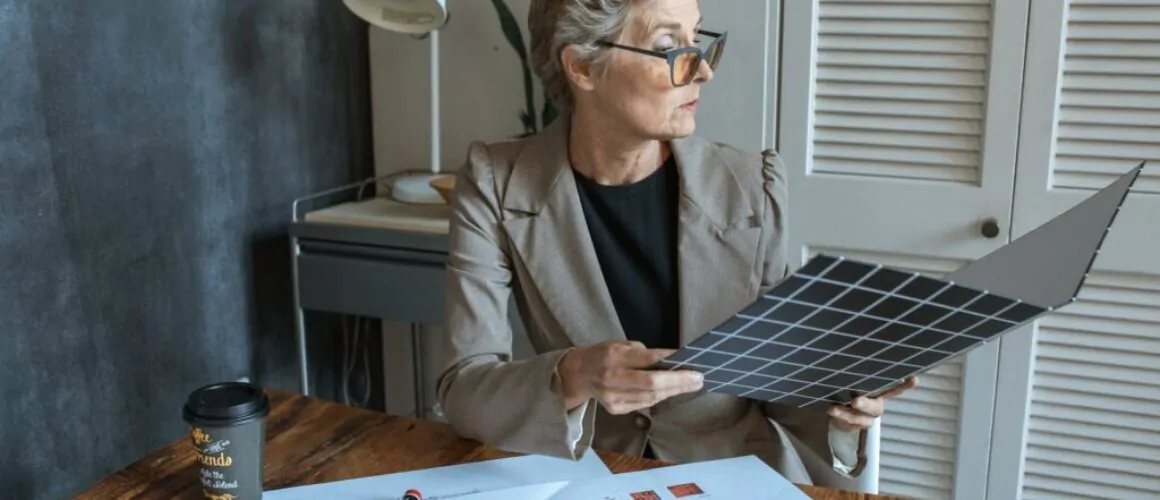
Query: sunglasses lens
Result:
<box><xmin>707</xmin><ymin>37</ymin><xmax>725</xmax><ymax>69</ymax></box>
<box><xmin>674</xmin><ymin>51</ymin><xmax>701</xmax><ymax>85</ymax></box>
<box><xmin>672</xmin><ymin>35</ymin><xmax>725</xmax><ymax>86</ymax></box>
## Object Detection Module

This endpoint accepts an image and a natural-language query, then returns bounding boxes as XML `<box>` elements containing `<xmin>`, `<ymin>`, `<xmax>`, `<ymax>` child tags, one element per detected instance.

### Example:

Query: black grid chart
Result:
<box><xmin>656</xmin><ymin>254</ymin><xmax>1051</xmax><ymax>407</ymax></box>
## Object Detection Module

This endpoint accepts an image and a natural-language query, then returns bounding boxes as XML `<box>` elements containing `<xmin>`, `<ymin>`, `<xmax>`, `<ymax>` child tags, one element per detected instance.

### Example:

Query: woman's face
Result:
<box><xmin>573</xmin><ymin>0</ymin><xmax>713</xmax><ymax>139</ymax></box>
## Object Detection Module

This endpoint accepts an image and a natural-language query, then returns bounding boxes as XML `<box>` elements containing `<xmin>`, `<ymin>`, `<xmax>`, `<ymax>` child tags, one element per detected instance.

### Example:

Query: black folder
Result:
<box><xmin>654</xmin><ymin>162</ymin><xmax>1145</xmax><ymax>407</ymax></box>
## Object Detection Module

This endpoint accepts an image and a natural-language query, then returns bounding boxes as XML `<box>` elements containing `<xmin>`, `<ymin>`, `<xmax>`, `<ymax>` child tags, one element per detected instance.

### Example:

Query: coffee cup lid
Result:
<box><xmin>183</xmin><ymin>381</ymin><xmax>269</xmax><ymax>425</ymax></box>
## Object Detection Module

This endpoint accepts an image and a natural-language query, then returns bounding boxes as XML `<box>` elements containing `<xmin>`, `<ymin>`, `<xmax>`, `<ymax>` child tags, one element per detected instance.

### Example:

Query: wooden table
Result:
<box><xmin>79</xmin><ymin>389</ymin><xmax>896</xmax><ymax>499</ymax></box>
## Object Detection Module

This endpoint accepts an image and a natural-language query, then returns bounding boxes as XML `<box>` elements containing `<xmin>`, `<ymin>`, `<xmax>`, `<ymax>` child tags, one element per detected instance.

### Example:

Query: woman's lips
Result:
<box><xmin>681</xmin><ymin>99</ymin><xmax>699</xmax><ymax>110</ymax></box>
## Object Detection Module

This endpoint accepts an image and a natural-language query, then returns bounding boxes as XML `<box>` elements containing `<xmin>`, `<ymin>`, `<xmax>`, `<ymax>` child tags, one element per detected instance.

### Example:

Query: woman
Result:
<box><xmin>435</xmin><ymin>0</ymin><xmax>917</xmax><ymax>486</ymax></box>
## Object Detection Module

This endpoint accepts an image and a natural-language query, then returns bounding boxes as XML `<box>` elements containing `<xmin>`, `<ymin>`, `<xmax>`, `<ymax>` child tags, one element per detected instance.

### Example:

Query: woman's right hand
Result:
<box><xmin>557</xmin><ymin>340</ymin><xmax>704</xmax><ymax>414</ymax></box>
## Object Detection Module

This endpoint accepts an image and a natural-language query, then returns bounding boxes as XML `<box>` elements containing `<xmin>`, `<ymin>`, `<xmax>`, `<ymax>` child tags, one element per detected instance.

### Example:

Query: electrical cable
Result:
<box><xmin>340</xmin><ymin>315</ymin><xmax>375</xmax><ymax>409</ymax></box>
<box><xmin>337</xmin><ymin>184</ymin><xmax>377</xmax><ymax>409</ymax></box>
<box><xmin>360</xmin><ymin>318</ymin><xmax>372</xmax><ymax>407</ymax></box>
<box><xmin>341</xmin><ymin>316</ymin><xmax>353</xmax><ymax>405</ymax></box>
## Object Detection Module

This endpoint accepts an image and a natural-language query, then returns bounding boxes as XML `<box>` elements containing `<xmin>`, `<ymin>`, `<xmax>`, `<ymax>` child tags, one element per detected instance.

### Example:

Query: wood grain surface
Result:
<box><xmin>77</xmin><ymin>389</ymin><xmax>899</xmax><ymax>499</ymax></box>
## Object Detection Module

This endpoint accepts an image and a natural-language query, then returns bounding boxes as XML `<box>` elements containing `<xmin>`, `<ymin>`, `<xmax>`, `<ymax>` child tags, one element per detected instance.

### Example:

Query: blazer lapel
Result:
<box><xmin>670</xmin><ymin>136</ymin><xmax>763</xmax><ymax>347</ymax></box>
<box><xmin>500</xmin><ymin>117</ymin><xmax>628</xmax><ymax>347</ymax></box>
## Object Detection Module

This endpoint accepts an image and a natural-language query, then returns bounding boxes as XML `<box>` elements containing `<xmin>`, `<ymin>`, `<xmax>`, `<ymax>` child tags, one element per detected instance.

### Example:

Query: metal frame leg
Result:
<box><xmin>291</xmin><ymin>235</ymin><xmax>310</xmax><ymax>396</ymax></box>
<box><xmin>289</xmin><ymin>173</ymin><xmax>395</xmax><ymax>398</ymax></box>
<box><xmin>410</xmin><ymin>323</ymin><xmax>426</xmax><ymax>419</ymax></box>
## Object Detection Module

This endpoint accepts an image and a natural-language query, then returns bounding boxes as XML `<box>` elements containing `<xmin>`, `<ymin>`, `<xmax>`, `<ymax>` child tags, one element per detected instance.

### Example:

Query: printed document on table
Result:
<box><xmin>262</xmin><ymin>450</ymin><xmax>611</xmax><ymax>500</ymax></box>
<box><xmin>457</xmin><ymin>455</ymin><xmax>810</xmax><ymax>500</ymax></box>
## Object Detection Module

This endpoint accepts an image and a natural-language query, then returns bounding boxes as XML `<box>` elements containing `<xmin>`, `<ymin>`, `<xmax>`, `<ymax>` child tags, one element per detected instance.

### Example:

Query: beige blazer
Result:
<box><xmin>435</xmin><ymin>115</ymin><xmax>867</xmax><ymax>486</ymax></box>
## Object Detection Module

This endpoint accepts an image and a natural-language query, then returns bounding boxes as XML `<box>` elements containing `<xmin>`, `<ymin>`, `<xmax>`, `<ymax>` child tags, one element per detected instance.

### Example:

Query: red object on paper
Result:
<box><xmin>403</xmin><ymin>489</ymin><xmax>423</xmax><ymax>500</ymax></box>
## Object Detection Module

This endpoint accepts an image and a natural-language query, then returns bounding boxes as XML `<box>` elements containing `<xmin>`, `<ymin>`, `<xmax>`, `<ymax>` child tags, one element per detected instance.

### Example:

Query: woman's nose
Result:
<box><xmin>694</xmin><ymin>58</ymin><xmax>714</xmax><ymax>83</ymax></box>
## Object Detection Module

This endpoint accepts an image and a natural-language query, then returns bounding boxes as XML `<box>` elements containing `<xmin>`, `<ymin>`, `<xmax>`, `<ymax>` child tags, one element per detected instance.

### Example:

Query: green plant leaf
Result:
<box><xmin>489</xmin><ymin>0</ymin><xmax>528</xmax><ymax>62</ymax></box>
<box><xmin>519</xmin><ymin>110</ymin><xmax>536</xmax><ymax>136</ymax></box>
<box><xmin>541</xmin><ymin>90</ymin><xmax>558</xmax><ymax>129</ymax></box>
<box><xmin>490</xmin><ymin>0</ymin><xmax>537</xmax><ymax>136</ymax></box>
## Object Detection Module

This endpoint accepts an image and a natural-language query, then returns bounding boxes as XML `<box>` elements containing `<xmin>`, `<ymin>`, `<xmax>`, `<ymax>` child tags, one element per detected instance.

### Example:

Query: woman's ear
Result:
<box><xmin>560</xmin><ymin>44</ymin><xmax>598</xmax><ymax>94</ymax></box>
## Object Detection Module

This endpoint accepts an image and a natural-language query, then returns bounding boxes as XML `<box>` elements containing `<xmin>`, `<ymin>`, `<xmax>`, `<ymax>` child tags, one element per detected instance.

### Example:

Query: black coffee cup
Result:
<box><xmin>182</xmin><ymin>381</ymin><xmax>270</xmax><ymax>500</ymax></box>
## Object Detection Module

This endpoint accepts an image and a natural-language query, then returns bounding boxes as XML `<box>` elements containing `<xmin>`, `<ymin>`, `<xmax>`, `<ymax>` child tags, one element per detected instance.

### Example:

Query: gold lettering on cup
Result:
<box><xmin>191</xmin><ymin>427</ymin><xmax>234</xmax><ymax>468</ymax></box>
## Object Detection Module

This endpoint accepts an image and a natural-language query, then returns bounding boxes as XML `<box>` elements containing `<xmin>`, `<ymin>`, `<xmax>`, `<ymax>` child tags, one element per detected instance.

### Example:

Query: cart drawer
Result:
<box><xmin>296</xmin><ymin>251</ymin><xmax>446</xmax><ymax>325</ymax></box>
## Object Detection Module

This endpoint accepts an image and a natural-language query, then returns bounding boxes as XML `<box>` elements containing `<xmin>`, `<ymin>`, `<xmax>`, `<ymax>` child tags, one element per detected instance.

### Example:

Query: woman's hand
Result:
<box><xmin>828</xmin><ymin>376</ymin><xmax>919</xmax><ymax>431</ymax></box>
<box><xmin>557</xmin><ymin>340</ymin><xmax>704</xmax><ymax>414</ymax></box>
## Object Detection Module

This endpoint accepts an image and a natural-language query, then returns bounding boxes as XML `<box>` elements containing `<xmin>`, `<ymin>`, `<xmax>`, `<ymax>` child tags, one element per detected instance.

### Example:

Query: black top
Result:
<box><xmin>573</xmin><ymin>155</ymin><xmax>681</xmax><ymax>350</ymax></box>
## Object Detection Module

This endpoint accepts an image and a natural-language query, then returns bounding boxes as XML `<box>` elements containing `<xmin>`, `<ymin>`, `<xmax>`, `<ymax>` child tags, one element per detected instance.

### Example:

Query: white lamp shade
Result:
<box><xmin>342</xmin><ymin>0</ymin><xmax>448</xmax><ymax>34</ymax></box>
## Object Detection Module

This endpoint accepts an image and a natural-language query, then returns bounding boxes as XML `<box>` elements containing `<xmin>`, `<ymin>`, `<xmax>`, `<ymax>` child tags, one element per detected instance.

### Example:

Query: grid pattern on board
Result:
<box><xmin>656</xmin><ymin>254</ymin><xmax>1050</xmax><ymax>407</ymax></box>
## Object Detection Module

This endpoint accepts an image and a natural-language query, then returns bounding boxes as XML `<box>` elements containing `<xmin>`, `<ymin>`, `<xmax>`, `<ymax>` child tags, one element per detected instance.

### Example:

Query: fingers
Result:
<box><xmin>605</xmin><ymin>368</ymin><xmax>703</xmax><ymax>392</ymax></box>
<box><xmin>616</xmin><ymin>342</ymin><xmax>677</xmax><ymax>368</ymax></box>
<box><xmin>848</xmin><ymin>395</ymin><xmax>884</xmax><ymax>417</ymax></box>
<box><xmin>878</xmin><ymin>376</ymin><xmax>919</xmax><ymax>400</ymax></box>
<box><xmin>594</xmin><ymin>367</ymin><xmax>704</xmax><ymax>414</ymax></box>
<box><xmin>828</xmin><ymin>404</ymin><xmax>877</xmax><ymax>431</ymax></box>
<box><xmin>827</xmin><ymin>376</ymin><xmax>920</xmax><ymax>429</ymax></box>
<box><xmin>599</xmin><ymin>378</ymin><xmax>704</xmax><ymax>414</ymax></box>
<box><xmin>586</xmin><ymin>341</ymin><xmax>708</xmax><ymax>414</ymax></box>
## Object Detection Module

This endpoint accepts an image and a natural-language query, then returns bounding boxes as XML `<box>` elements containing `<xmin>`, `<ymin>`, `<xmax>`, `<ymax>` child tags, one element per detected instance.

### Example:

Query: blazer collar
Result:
<box><xmin>501</xmin><ymin>113</ymin><xmax>754</xmax><ymax>230</ymax></box>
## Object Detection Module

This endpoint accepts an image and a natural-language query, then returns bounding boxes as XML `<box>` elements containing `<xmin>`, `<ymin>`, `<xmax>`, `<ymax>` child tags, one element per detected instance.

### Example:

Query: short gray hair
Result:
<box><xmin>528</xmin><ymin>0</ymin><xmax>646</xmax><ymax>111</ymax></box>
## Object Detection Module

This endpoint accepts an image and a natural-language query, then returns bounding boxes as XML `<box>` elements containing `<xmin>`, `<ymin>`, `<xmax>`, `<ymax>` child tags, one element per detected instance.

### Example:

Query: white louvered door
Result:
<box><xmin>988</xmin><ymin>1</ymin><xmax>1160</xmax><ymax>499</ymax></box>
<box><xmin>778</xmin><ymin>1</ymin><xmax>1030</xmax><ymax>498</ymax></box>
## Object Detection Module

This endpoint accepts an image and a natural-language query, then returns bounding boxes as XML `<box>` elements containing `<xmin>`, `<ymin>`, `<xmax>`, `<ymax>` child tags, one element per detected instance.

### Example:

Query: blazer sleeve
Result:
<box><xmin>434</xmin><ymin>142</ymin><xmax>598</xmax><ymax>460</ymax></box>
<box><xmin>756</xmin><ymin>149</ymin><xmax>869</xmax><ymax>478</ymax></box>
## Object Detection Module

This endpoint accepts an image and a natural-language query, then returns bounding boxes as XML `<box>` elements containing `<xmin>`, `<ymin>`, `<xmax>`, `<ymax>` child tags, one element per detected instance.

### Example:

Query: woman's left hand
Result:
<box><xmin>828</xmin><ymin>376</ymin><xmax>919</xmax><ymax>431</ymax></box>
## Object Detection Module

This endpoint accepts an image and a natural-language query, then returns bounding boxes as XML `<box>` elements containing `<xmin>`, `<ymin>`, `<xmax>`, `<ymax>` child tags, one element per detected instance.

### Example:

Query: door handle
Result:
<box><xmin>980</xmin><ymin>218</ymin><xmax>1000</xmax><ymax>239</ymax></box>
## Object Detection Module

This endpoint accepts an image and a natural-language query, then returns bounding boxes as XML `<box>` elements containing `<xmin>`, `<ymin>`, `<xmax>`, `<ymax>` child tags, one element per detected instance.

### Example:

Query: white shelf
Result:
<box><xmin>304</xmin><ymin>197</ymin><xmax>451</xmax><ymax>235</ymax></box>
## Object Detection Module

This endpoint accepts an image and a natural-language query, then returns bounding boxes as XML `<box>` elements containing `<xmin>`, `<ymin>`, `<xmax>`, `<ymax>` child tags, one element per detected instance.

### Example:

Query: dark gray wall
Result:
<box><xmin>0</xmin><ymin>1</ymin><xmax>376</xmax><ymax>498</ymax></box>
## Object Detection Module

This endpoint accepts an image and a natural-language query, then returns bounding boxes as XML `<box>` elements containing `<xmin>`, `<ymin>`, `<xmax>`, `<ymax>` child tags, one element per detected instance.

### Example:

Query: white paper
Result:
<box><xmin>551</xmin><ymin>455</ymin><xmax>809</xmax><ymax>500</ymax></box>
<box><xmin>453</xmin><ymin>455</ymin><xmax>811</xmax><ymax>500</ymax></box>
<box><xmin>262</xmin><ymin>451</ymin><xmax>611</xmax><ymax>500</ymax></box>
<box><xmin>445</xmin><ymin>481</ymin><xmax>572</xmax><ymax>500</ymax></box>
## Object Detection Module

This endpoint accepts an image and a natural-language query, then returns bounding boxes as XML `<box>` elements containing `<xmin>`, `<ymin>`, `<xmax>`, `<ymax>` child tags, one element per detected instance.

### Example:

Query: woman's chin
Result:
<box><xmin>629</xmin><ymin>114</ymin><xmax>697</xmax><ymax>139</ymax></box>
<box><xmin>669</xmin><ymin>115</ymin><xmax>697</xmax><ymax>137</ymax></box>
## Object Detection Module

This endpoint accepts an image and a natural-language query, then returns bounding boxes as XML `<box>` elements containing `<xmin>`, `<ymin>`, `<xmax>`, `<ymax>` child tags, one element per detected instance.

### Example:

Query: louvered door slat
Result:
<box><xmin>1063</xmin><ymin>73</ymin><xmax>1160</xmax><ymax>93</ymax></box>
<box><xmin>818</xmin><ymin>66</ymin><xmax>987</xmax><ymax>87</ymax></box>
<box><xmin>815</xmin><ymin>127</ymin><xmax>980</xmax><ymax>151</ymax></box>
<box><xmin>818</xmin><ymin>81</ymin><xmax>985</xmax><ymax>103</ymax></box>
<box><xmin>1035</xmin><ymin>374</ymin><xmax>1157</xmax><ymax>411</ymax></box>
<box><xmin>1064</xmin><ymin>57</ymin><xmax>1160</xmax><ymax>75</ymax></box>
<box><xmin>819</xmin><ymin>49</ymin><xmax>988</xmax><ymax>69</ymax></box>
<box><xmin>1030</xmin><ymin>405</ymin><xmax>1160</xmax><ymax>447</ymax></box>
<box><xmin>1023</xmin><ymin>456</ymin><xmax>1160</xmax><ymax>500</ymax></box>
<box><xmin>1027</xmin><ymin>446</ymin><xmax>1160</xmax><ymax>483</ymax></box>
<box><xmin>819</xmin><ymin>3</ymin><xmax>990</xmax><ymax>21</ymax></box>
<box><xmin>1059</xmin><ymin>106</ymin><xmax>1160</xmax><ymax>127</ymax></box>
<box><xmin>1053</xmin><ymin>1</ymin><xmax>1160</xmax><ymax>194</ymax></box>
<box><xmin>1070</xmin><ymin>3</ymin><xmax>1160</xmax><ymax>22</ymax></box>
<box><xmin>814</xmin><ymin>1</ymin><xmax>991</xmax><ymax>184</ymax></box>
<box><xmin>884</xmin><ymin>439</ymin><xmax>956</xmax><ymax>462</ymax></box>
<box><xmin>1028</xmin><ymin>433</ymin><xmax>1160</xmax><ymax>470</ymax></box>
<box><xmin>816</xmin><ymin>96</ymin><xmax>985</xmax><ymax>119</ymax></box>
<box><xmin>1059</xmin><ymin>124</ymin><xmax>1158</xmax><ymax>144</ymax></box>
<box><xmin>820</xmin><ymin>19</ymin><xmax>989</xmax><ymax>37</ymax></box>
<box><xmin>815</xmin><ymin>112</ymin><xmax>979</xmax><ymax>135</ymax></box>
<box><xmin>1061</xmin><ymin>90</ymin><xmax>1160</xmax><ymax>110</ymax></box>
<box><xmin>1033</xmin><ymin>414</ymin><xmax>1160</xmax><ymax>457</ymax></box>
<box><xmin>1065</xmin><ymin>40</ymin><xmax>1160</xmax><ymax>58</ymax></box>
<box><xmin>1056</xmin><ymin>142</ymin><xmax>1160</xmax><ymax>166</ymax></box>
<box><xmin>819</xmin><ymin>35</ymin><xmax>989</xmax><ymax>54</ymax></box>
<box><xmin>1067</xmin><ymin>23</ymin><xmax>1160</xmax><ymax>39</ymax></box>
